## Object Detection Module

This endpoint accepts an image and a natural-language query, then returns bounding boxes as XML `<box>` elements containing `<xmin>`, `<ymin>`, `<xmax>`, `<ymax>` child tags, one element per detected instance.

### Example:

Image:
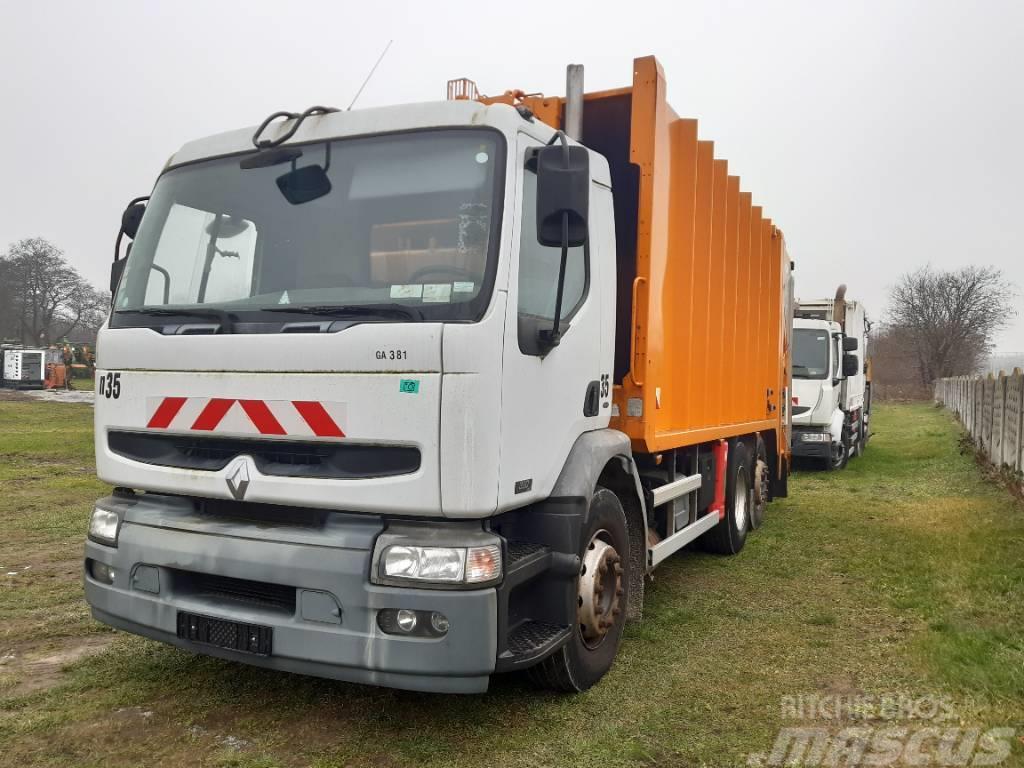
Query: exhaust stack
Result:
<box><xmin>565</xmin><ymin>64</ymin><xmax>584</xmax><ymax>141</ymax></box>
<box><xmin>833</xmin><ymin>284</ymin><xmax>848</xmax><ymax>329</ymax></box>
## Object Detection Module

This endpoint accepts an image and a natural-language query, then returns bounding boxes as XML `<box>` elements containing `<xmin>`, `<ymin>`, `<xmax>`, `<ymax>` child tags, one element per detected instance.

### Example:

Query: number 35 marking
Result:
<box><xmin>99</xmin><ymin>372</ymin><xmax>121</xmax><ymax>399</ymax></box>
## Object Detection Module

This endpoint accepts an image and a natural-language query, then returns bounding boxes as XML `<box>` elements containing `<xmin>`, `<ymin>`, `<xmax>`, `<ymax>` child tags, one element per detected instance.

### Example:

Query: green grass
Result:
<box><xmin>0</xmin><ymin>402</ymin><xmax>1022</xmax><ymax>767</ymax></box>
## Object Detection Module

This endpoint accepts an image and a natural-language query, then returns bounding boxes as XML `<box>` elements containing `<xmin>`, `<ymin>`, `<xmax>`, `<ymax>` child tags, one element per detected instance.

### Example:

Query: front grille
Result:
<box><xmin>793</xmin><ymin>405</ymin><xmax>811</xmax><ymax>415</ymax></box>
<box><xmin>199</xmin><ymin>499</ymin><xmax>329</xmax><ymax>528</ymax></box>
<box><xmin>170</xmin><ymin>569</ymin><xmax>296</xmax><ymax>613</ymax></box>
<box><xmin>108</xmin><ymin>431</ymin><xmax>420</xmax><ymax>479</ymax></box>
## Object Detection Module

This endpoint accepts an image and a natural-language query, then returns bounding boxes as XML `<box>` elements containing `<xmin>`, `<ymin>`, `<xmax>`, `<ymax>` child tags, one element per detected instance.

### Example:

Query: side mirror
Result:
<box><xmin>842</xmin><ymin>353</ymin><xmax>859</xmax><ymax>377</ymax></box>
<box><xmin>842</xmin><ymin>336</ymin><xmax>859</xmax><ymax>352</ymax></box>
<box><xmin>535</xmin><ymin>143</ymin><xmax>589</xmax><ymax>247</ymax></box>
<box><xmin>121</xmin><ymin>202</ymin><xmax>146</xmax><ymax>240</ymax></box>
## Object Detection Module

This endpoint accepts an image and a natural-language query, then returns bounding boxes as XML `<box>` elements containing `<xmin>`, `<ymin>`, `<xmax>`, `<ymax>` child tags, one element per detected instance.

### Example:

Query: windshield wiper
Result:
<box><xmin>260</xmin><ymin>304</ymin><xmax>423</xmax><ymax>321</ymax></box>
<box><xmin>116</xmin><ymin>307</ymin><xmax>236</xmax><ymax>333</ymax></box>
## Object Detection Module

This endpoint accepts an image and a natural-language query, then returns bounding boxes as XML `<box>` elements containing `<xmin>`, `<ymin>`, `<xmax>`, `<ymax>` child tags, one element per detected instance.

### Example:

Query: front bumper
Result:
<box><xmin>84</xmin><ymin>493</ymin><xmax>497</xmax><ymax>693</ymax></box>
<box><xmin>791</xmin><ymin>428</ymin><xmax>832</xmax><ymax>459</ymax></box>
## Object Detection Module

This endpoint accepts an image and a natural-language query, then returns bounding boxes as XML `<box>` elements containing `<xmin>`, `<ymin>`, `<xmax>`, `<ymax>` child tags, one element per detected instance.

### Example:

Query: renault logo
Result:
<box><xmin>225</xmin><ymin>458</ymin><xmax>251</xmax><ymax>501</ymax></box>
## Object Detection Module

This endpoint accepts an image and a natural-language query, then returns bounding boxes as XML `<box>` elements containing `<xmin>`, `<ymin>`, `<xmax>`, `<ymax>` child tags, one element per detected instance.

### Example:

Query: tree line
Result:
<box><xmin>0</xmin><ymin>238</ymin><xmax>110</xmax><ymax>347</ymax></box>
<box><xmin>872</xmin><ymin>265</ymin><xmax>1017</xmax><ymax>399</ymax></box>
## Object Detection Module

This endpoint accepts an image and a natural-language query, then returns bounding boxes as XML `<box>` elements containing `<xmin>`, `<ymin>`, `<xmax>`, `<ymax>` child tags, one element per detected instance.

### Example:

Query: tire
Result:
<box><xmin>824</xmin><ymin>431</ymin><xmax>848</xmax><ymax>471</ymax></box>
<box><xmin>700</xmin><ymin>440</ymin><xmax>751</xmax><ymax>555</ymax></box>
<box><xmin>529</xmin><ymin>488</ymin><xmax>630</xmax><ymax>693</ymax></box>
<box><xmin>750</xmin><ymin>438</ymin><xmax>768</xmax><ymax>530</ymax></box>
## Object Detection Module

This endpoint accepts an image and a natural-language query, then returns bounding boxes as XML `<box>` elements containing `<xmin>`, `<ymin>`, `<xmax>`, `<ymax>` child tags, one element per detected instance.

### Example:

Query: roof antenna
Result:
<box><xmin>347</xmin><ymin>40</ymin><xmax>394</xmax><ymax>111</ymax></box>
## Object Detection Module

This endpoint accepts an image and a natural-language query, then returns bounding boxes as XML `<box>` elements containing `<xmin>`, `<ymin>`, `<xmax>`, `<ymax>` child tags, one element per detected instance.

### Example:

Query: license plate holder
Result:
<box><xmin>176</xmin><ymin>612</ymin><xmax>272</xmax><ymax>656</ymax></box>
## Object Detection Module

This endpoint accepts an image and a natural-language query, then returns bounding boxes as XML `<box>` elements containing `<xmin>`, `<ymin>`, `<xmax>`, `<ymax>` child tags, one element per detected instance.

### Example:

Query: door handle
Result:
<box><xmin>584</xmin><ymin>380</ymin><xmax>600</xmax><ymax>417</ymax></box>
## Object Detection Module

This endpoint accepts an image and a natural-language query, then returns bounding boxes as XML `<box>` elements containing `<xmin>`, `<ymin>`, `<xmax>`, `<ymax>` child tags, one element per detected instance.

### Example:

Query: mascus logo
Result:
<box><xmin>145</xmin><ymin>397</ymin><xmax>346</xmax><ymax>438</ymax></box>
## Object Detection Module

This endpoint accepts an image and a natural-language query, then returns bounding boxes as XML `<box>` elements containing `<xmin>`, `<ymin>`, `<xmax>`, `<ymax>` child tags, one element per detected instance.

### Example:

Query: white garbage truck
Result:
<box><xmin>791</xmin><ymin>286</ymin><xmax>871</xmax><ymax>470</ymax></box>
<box><xmin>83</xmin><ymin>57</ymin><xmax>796</xmax><ymax>693</ymax></box>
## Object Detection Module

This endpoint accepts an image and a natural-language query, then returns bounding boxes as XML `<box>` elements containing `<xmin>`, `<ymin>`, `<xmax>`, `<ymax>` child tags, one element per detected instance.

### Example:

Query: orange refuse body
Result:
<box><xmin>478</xmin><ymin>55</ymin><xmax>794</xmax><ymax>478</ymax></box>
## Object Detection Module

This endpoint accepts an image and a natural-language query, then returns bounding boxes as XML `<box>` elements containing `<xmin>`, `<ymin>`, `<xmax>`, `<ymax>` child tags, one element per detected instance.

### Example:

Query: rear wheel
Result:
<box><xmin>529</xmin><ymin>488</ymin><xmax>630</xmax><ymax>692</ymax></box>
<box><xmin>750</xmin><ymin>438</ymin><xmax>769</xmax><ymax>530</ymax></box>
<box><xmin>700</xmin><ymin>441</ymin><xmax>752</xmax><ymax>555</ymax></box>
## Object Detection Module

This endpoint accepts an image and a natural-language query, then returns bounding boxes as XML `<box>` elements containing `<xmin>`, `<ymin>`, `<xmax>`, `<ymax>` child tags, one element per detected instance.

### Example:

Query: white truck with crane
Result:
<box><xmin>84</xmin><ymin>57</ymin><xmax>795</xmax><ymax>693</ymax></box>
<box><xmin>791</xmin><ymin>286</ymin><xmax>871</xmax><ymax>470</ymax></box>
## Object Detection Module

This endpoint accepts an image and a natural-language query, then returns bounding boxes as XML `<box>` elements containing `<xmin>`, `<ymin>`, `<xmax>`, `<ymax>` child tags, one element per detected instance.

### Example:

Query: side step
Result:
<box><xmin>495</xmin><ymin>541</ymin><xmax>576</xmax><ymax>672</ymax></box>
<box><xmin>496</xmin><ymin>620</ymin><xmax>572</xmax><ymax>670</ymax></box>
<box><xmin>648</xmin><ymin>512</ymin><xmax>720</xmax><ymax>567</ymax></box>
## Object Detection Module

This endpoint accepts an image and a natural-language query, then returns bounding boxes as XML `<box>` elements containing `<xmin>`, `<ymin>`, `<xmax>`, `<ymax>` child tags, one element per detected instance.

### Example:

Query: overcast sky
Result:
<box><xmin>1</xmin><ymin>0</ymin><xmax>1021</xmax><ymax>352</ymax></box>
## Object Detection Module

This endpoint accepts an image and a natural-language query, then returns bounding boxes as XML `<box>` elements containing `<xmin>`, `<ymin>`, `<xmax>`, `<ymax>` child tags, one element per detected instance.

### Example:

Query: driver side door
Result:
<box><xmin>497</xmin><ymin>135</ymin><xmax>609</xmax><ymax>509</ymax></box>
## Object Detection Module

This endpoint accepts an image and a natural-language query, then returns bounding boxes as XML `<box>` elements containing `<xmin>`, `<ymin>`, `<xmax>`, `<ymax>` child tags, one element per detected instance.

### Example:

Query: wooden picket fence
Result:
<box><xmin>934</xmin><ymin>369</ymin><xmax>1024</xmax><ymax>476</ymax></box>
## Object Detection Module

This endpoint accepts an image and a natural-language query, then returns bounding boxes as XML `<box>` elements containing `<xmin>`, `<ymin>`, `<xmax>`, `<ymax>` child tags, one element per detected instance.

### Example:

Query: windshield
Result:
<box><xmin>113</xmin><ymin>129</ymin><xmax>505</xmax><ymax>325</ymax></box>
<box><xmin>793</xmin><ymin>328</ymin><xmax>831</xmax><ymax>379</ymax></box>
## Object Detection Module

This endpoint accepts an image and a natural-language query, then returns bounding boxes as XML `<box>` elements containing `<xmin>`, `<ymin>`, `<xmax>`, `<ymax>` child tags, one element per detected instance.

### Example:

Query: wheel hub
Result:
<box><xmin>577</xmin><ymin>531</ymin><xmax>623</xmax><ymax>649</ymax></box>
<box><xmin>754</xmin><ymin>458</ymin><xmax>769</xmax><ymax>506</ymax></box>
<box><xmin>734</xmin><ymin>473</ymin><xmax>749</xmax><ymax>531</ymax></box>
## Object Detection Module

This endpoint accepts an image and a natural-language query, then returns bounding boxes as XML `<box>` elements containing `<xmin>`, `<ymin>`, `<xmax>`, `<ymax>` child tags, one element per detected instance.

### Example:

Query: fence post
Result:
<box><xmin>993</xmin><ymin>373</ymin><xmax>1007</xmax><ymax>466</ymax></box>
<box><xmin>1004</xmin><ymin>370</ymin><xmax>1023</xmax><ymax>473</ymax></box>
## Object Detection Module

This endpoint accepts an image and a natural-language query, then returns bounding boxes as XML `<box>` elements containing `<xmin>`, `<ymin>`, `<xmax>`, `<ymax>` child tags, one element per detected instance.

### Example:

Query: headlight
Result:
<box><xmin>801</xmin><ymin>432</ymin><xmax>828</xmax><ymax>442</ymax></box>
<box><xmin>379</xmin><ymin>544</ymin><xmax>502</xmax><ymax>586</ymax></box>
<box><xmin>88</xmin><ymin>506</ymin><xmax>121</xmax><ymax>547</ymax></box>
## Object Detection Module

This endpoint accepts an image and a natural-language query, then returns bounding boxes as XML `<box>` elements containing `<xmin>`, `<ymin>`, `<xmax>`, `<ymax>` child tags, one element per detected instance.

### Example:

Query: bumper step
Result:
<box><xmin>498</xmin><ymin>620</ymin><xmax>572</xmax><ymax>669</ymax></box>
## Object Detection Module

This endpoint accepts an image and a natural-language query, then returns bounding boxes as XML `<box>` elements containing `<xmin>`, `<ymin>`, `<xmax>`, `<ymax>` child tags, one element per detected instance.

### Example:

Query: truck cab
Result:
<box><xmin>791</xmin><ymin>288</ymin><xmax>869</xmax><ymax>470</ymax></box>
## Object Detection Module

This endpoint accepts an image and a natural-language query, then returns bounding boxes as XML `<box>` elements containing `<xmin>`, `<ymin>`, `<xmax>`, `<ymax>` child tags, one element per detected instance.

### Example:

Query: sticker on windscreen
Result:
<box><xmin>422</xmin><ymin>284</ymin><xmax>452</xmax><ymax>303</ymax></box>
<box><xmin>452</xmin><ymin>281</ymin><xmax>475</xmax><ymax>294</ymax></box>
<box><xmin>390</xmin><ymin>284</ymin><xmax>424</xmax><ymax>299</ymax></box>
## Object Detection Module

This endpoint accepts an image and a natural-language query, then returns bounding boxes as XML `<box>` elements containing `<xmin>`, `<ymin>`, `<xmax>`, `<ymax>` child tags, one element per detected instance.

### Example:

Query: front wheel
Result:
<box><xmin>824</xmin><ymin>434</ymin><xmax>848</xmax><ymax>471</ymax></box>
<box><xmin>529</xmin><ymin>488</ymin><xmax>630</xmax><ymax>693</ymax></box>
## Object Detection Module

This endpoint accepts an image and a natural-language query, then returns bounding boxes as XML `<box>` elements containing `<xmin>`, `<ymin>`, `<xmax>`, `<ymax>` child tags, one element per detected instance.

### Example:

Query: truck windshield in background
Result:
<box><xmin>793</xmin><ymin>328</ymin><xmax>830</xmax><ymax>379</ymax></box>
<box><xmin>113</xmin><ymin>129</ymin><xmax>504</xmax><ymax>325</ymax></box>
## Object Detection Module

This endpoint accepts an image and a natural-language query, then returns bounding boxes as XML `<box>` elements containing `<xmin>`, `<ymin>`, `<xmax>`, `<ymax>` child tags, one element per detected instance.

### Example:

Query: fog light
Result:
<box><xmin>429</xmin><ymin>611</ymin><xmax>449</xmax><ymax>634</ymax></box>
<box><xmin>89</xmin><ymin>559</ymin><xmax>115</xmax><ymax>585</ymax></box>
<box><xmin>395</xmin><ymin>609</ymin><xmax>418</xmax><ymax>633</ymax></box>
<box><xmin>377</xmin><ymin>609</ymin><xmax>449</xmax><ymax>638</ymax></box>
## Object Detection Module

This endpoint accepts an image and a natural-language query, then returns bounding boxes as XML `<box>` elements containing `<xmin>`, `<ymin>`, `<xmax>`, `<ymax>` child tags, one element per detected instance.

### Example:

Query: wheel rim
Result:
<box><xmin>577</xmin><ymin>529</ymin><xmax>623</xmax><ymax>650</ymax></box>
<box><xmin>831</xmin><ymin>443</ymin><xmax>845</xmax><ymax>468</ymax></box>
<box><xmin>734</xmin><ymin>471</ymin><xmax>749</xmax><ymax>531</ymax></box>
<box><xmin>754</xmin><ymin>458</ymin><xmax>769</xmax><ymax>508</ymax></box>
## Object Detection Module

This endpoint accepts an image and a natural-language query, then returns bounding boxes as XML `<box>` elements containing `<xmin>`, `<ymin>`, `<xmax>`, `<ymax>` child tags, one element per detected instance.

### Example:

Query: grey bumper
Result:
<box><xmin>791</xmin><ymin>428</ymin><xmax>832</xmax><ymax>459</ymax></box>
<box><xmin>84</xmin><ymin>494</ymin><xmax>497</xmax><ymax>694</ymax></box>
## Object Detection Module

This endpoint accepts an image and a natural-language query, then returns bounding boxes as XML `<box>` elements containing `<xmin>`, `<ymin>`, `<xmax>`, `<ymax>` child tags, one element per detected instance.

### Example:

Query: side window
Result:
<box><xmin>517</xmin><ymin>170</ymin><xmax>587</xmax><ymax>322</ymax></box>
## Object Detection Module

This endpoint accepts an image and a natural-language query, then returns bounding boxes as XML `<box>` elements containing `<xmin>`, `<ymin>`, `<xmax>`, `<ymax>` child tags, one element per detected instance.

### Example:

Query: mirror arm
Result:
<box><xmin>113</xmin><ymin>230</ymin><xmax>125</xmax><ymax>263</ymax></box>
<box><xmin>537</xmin><ymin>131</ymin><xmax>574</xmax><ymax>353</ymax></box>
<box><xmin>539</xmin><ymin>213</ymin><xmax>570</xmax><ymax>352</ymax></box>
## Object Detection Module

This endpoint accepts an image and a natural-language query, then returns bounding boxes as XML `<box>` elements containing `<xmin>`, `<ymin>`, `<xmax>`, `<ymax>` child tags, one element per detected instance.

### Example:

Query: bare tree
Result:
<box><xmin>0</xmin><ymin>257</ymin><xmax>16</xmax><ymax>342</ymax></box>
<box><xmin>0</xmin><ymin>238</ymin><xmax>108</xmax><ymax>345</ymax></box>
<box><xmin>888</xmin><ymin>265</ymin><xmax>1016</xmax><ymax>386</ymax></box>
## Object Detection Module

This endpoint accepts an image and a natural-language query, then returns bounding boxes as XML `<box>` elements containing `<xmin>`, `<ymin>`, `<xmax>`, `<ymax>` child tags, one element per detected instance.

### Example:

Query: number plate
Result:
<box><xmin>176</xmin><ymin>612</ymin><xmax>272</xmax><ymax>656</ymax></box>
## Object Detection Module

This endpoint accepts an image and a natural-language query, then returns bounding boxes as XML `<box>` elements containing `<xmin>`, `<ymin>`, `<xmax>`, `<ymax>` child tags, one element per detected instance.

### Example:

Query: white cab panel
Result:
<box><xmin>95</xmin><ymin>369</ymin><xmax>441</xmax><ymax>515</ymax></box>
